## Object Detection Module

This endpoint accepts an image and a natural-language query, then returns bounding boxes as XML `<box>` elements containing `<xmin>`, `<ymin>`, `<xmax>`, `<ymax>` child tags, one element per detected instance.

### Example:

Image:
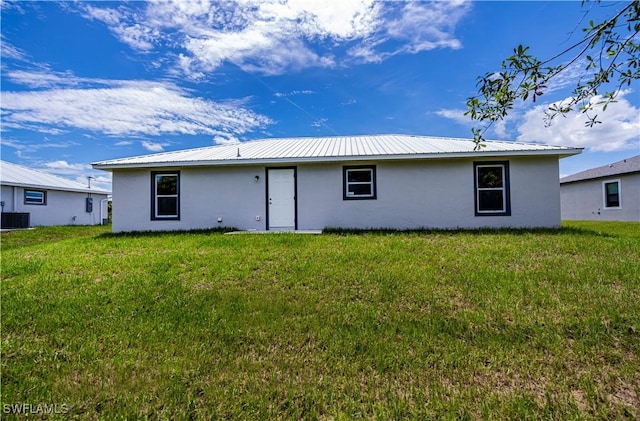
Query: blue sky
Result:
<box><xmin>2</xmin><ymin>0</ymin><xmax>639</xmax><ymax>191</ymax></box>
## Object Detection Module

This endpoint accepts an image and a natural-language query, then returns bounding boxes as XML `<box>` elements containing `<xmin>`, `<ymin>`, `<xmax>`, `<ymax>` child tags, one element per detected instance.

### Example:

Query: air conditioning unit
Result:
<box><xmin>1</xmin><ymin>212</ymin><xmax>30</xmax><ymax>229</ymax></box>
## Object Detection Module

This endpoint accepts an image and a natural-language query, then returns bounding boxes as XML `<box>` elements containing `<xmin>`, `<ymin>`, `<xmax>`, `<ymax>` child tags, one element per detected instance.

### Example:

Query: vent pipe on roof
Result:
<box><xmin>237</xmin><ymin>148</ymin><xmax>241</xmax><ymax>157</ymax></box>
<box><xmin>87</xmin><ymin>176</ymin><xmax>94</xmax><ymax>188</ymax></box>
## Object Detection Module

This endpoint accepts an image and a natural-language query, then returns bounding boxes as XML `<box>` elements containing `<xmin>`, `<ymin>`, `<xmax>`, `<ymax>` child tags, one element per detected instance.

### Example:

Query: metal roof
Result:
<box><xmin>560</xmin><ymin>155</ymin><xmax>640</xmax><ymax>184</ymax></box>
<box><xmin>1</xmin><ymin>160</ymin><xmax>111</xmax><ymax>194</ymax></box>
<box><xmin>92</xmin><ymin>134</ymin><xmax>582</xmax><ymax>170</ymax></box>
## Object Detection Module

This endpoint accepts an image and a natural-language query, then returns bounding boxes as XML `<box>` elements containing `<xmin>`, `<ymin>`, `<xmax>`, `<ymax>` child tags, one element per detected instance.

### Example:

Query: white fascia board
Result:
<box><xmin>92</xmin><ymin>148</ymin><xmax>583</xmax><ymax>170</ymax></box>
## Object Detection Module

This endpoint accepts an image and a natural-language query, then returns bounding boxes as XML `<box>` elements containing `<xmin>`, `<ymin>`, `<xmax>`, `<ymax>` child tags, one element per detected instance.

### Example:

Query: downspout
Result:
<box><xmin>13</xmin><ymin>186</ymin><xmax>18</xmax><ymax>211</ymax></box>
<box><xmin>100</xmin><ymin>198</ymin><xmax>109</xmax><ymax>225</ymax></box>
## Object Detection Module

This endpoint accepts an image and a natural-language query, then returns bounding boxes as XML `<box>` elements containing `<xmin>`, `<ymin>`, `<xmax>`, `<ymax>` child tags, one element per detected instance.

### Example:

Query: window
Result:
<box><xmin>24</xmin><ymin>190</ymin><xmax>46</xmax><ymax>205</ymax></box>
<box><xmin>151</xmin><ymin>172</ymin><xmax>180</xmax><ymax>220</ymax></box>
<box><xmin>474</xmin><ymin>162</ymin><xmax>510</xmax><ymax>216</ymax></box>
<box><xmin>603</xmin><ymin>180</ymin><xmax>621</xmax><ymax>208</ymax></box>
<box><xmin>343</xmin><ymin>166</ymin><xmax>376</xmax><ymax>200</ymax></box>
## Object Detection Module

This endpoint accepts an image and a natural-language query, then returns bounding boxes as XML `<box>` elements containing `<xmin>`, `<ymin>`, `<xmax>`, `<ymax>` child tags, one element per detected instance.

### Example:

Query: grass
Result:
<box><xmin>1</xmin><ymin>221</ymin><xmax>639</xmax><ymax>419</ymax></box>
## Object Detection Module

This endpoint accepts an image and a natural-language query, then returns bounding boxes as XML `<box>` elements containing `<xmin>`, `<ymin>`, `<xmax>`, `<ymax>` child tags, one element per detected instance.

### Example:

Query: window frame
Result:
<box><xmin>602</xmin><ymin>179</ymin><xmax>622</xmax><ymax>209</ymax></box>
<box><xmin>343</xmin><ymin>165</ymin><xmax>377</xmax><ymax>200</ymax></box>
<box><xmin>24</xmin><ymin>189</ymin><xmax>47</xmax><ymax>206</ymax></box>
<box><xmin>474</xmin><ymin>161</ymin><xmax>511</xmax><ymax>216</ymax></box>
<box><xmin>151</xmin><ymin>171</ymin><xmax>180</xmax><ymax>220</ymax></box>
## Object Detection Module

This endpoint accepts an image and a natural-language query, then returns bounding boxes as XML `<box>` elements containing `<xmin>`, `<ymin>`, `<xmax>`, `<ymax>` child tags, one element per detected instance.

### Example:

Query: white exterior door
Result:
<box><xmin>268</xmin><ymin>168</ymin><xmax>296</xmax><ymax>230</ymax></box>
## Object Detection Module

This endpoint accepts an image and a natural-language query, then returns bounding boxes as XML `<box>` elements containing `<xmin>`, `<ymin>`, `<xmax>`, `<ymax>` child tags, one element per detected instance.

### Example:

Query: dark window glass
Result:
<box><xmin>156</xmin><ymin>175</ymin><xmax>177</xmax><ymax>195</ymax></box>
<box><xmin>157</xmin><ymin>197</ymin><xmax>178</xmax><ymax>216</ymax></box>
<box><xmin>347</xmin><ymin>170</ymin><xmax>372</xmax><ymax>183</ymax></box>
<box><xmin>348</xmin><ymin>183</ymin><xmax>372</xmax><ymax>196</ymax></box>
<box><xmin>478</xmin><ymin>190</ymin><xmax>504</xmax><ymax>211</ymax></box>
<box><xmin>477</xmin><ymin>167</ymin><xmax>503</xmax><ymax>188</ymax></box>
<box><xmin>605</xmin><ymin>182</ymin><xmax>620</xmax><ymax>207</ymax></box>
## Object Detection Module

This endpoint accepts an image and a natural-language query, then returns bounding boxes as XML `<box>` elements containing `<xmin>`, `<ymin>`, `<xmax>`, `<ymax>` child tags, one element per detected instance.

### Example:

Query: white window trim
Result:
<box><xmin>475</xmin><ymin>163</ymin><xmax>509</xmax><ymax>215</ymax></box>
<box><xmin>602</xmin><ymin>179</ymin><xmax>622</xmax><ymax>209</ymax></box>
<box><xmin>344</xmin><ymin>166</ymin><xmax>376</xmax><ymax>200</ymax></box>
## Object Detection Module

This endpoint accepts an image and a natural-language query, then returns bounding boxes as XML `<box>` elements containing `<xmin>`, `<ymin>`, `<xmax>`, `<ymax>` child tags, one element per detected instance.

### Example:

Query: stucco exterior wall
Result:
<box><xmin>112</xmin><ymin>166</ymin><xmax>266</xmax><ymax>233</ymax></box>
<box><xmin>1</xmin><ymin>185</ymin><xmax>17</xmax><ymax>213</ymax></box>
<box><xmin>297</xmin><ymin>156</ymin><xmax>560</xmax><ymax>230</ymax></box>
<box><xmin>560</xmin><ymin>173</ymin><xmax>640</xmax><ymax>221</ymax></box>
<box><xmin>110</xmin><ymin>156</ymin><xmax>562</xmax><ymax>232</ymax></box>
<box><xmin>0</xmin><ymin>185</ymin><xmax>109</xmax><ymax>226</ymax></box>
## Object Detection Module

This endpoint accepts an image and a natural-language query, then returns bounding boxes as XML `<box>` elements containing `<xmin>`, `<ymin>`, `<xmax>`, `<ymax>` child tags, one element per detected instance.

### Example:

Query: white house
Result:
<box><xmin>560</xmin><ymin>155</ymin><xmax>640</xmax><ymax>221</ymax></box>
<box><xmin>92</xmin><ymin>134</ymin><xmax>582</xmax><ymax>233</ymax></box>
<box><xmin>0</xmin><ymin>160</ymin><xmax>111</xmax><ymax>228</ymax></box>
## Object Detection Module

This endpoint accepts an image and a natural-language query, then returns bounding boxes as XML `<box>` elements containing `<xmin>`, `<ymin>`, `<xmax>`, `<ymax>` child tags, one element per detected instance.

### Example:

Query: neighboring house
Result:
<box><xmin>560</xmin><ymin>155</ymin><xmax>640</xmax><ymax>221</ymax></box>
<box><xmin>0</xmin><ymin>160</ymin><xmax>111</xmax><ymax>228</ymax></box>
<box><xmin>92</xmin><ymin>134</ymin><xmax>581</xmax><ymax>233</ymax></box>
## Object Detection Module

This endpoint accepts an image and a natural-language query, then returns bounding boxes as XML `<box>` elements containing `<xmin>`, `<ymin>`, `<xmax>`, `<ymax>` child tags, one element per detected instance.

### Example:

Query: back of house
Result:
<box><xmin>92</xmin><ymin>134</ymin><xmax>581</xmax><ymax>233</ymax></box>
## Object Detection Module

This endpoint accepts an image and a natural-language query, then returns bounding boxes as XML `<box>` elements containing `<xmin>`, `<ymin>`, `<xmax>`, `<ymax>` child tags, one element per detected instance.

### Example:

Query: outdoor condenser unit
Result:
<box><xmin>1</xmin><ymin>212</ymin><xmax>30</xmax><ymax>229</ymax></box>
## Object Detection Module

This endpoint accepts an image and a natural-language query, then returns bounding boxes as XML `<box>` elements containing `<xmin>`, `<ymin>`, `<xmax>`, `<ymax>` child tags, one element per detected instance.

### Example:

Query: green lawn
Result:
<box><xmin>1</xmin><ymin>222</ymin><xmax>639</xmax><ymax>419</ymax></box>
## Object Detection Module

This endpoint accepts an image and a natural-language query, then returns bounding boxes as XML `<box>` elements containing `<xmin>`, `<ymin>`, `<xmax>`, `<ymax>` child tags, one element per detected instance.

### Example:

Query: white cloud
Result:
<box><xmin>212</xmin><ymin>133</ymin><xmax>240</xmax><ymax>145</ymax></box>
<box><xmin>43</xmin><ymin>160</ymin><xmax>91</xmax><ymax>175</ymax></box>
<box><xmin>5</xmin><ymin>69</ymin><xmax>86</xmax><ymax>89</ymax></box>
<box><xmin>76</xmin><ymin>0</ymin><xmax>471</xmax><ymax>76</ymax></box>
<box><xmin>385</xmin><ymin>1</ymin><xmax>467</xmax><ymax>53</ymax></box>
<box><xmin>436</xmin><ymin>104</ymin><xmax>525</xmax><ymax>140</ymax></box>
<box><xmin>347</xmin><ymin>1</ymin><xmax>471</xmax><ymax>64</ymax></box>
<box><xmin>435</xmin><ymin>107</ymin><xmax>512</xmax><ymax>137</ymax></box>
<box><xmin>347</xmin><ymin>40</ymin><xmax>388</xmax><ymax>64</ymax></box>
<box><xmin>31</xmin><ymin>159</ymin><xmax>112</xmax><ymax>191</ymax></box>
<box><xmin>81</xmin><ymin>4</ymin><xmax>157</xmax><ymax>51</ymax></box>
<box><xmin>493</xmin><ymin>118</ymin><xmax>510</xmax><ymax>139</ymax></box>
<box><xmin>75</xmin><ymin>173</ymin><xmax>112</xmax><ymax>192</ymax></box>
<box><xmin>437</xmin><ymin>88</ymin><xmax>640</xmax><ymax>153</ymax></box>
<box><xmin>543</xmin><ymin>59</ymin><xmax>589</xmax><ymax>95</ymax></box>
<box><xmin>0</xmin><ymin>138</ymin><xmax>78</xmax><ymax>159</ymax></box>
<box><xmin>90</xmin><ymin>174</ymin><xmax>112</xmax><ymax>185</ymax></box>
<box><xmin>434</xmin><ymin>108</ymin><xmax>470</xmax><ymax>126</ymax></box>
<box><xmin>517</xmin><ymin>91</ymin><xmax>640</xmax><ymax>152</ymax></box>
<box><xmin>311</xmin><ymin>117</ymin><xmax>328</xmax><ymax>127</ymax></box>
<box><xmin>141</xmin><ymin>141</ymin><xmax>167</xmax><ymax>152</ymax></box>
<box><xmin>259</xmin><ymin>0</ymin><xmax>381</xmax><ymax>39</ymax></box>
<box><xmin>1</xmin><ymin>72</ymin><xmax>271</xmax><ymax>137</ymax></box>
<box><xmin>274</xmin><ymin>90</ymin><xmax>316</xmax><ymax>97</ymax></box>
<box><xmin>0</xmin><ymin>38</ymin><xmax>30</xmax><ymax>61</ymax></box>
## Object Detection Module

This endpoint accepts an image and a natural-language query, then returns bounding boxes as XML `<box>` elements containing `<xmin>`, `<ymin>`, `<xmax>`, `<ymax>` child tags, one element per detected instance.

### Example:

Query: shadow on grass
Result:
<box><xmin>321</xmin><ymin>226</ymin><xmax>615</xmax><ymax>237</ymax></box>
<box><xmin>95</xmin><ymin>226</ymin><xmax>619</xmax><ymax>239</ymax></box>
<box><xmin>96</xmin><ymin>226</ymin><xmax>238</xmax><ymax>239</ymax></box>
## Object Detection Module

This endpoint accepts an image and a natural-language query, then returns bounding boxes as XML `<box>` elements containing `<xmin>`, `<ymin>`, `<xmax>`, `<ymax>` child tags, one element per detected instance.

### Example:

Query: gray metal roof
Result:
<box><xmin>1</xmin><ymin>160</ymin><xmax>111</xmax><ymax>194</ymax></box>
<box><xmin>92</xmin><ymin>134</ymin><xmax>582</xmax><ymax>170</ymax></box>
<box><xmin>560</xmin><ymin>155</ymin><xmax>640</xmax><ymax>184</ymax></box>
